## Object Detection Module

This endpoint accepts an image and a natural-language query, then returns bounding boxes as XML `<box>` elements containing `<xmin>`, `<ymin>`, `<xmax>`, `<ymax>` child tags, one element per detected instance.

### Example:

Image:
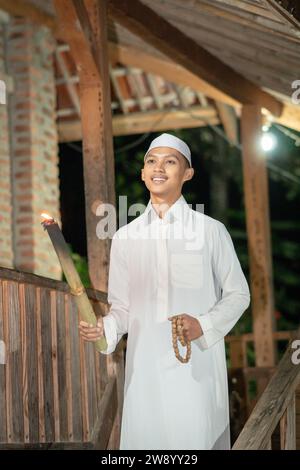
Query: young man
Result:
<box><xmin>79</xmin><ymin>133</ymin><xmax>250</xmax><ymax>450</ymax></box>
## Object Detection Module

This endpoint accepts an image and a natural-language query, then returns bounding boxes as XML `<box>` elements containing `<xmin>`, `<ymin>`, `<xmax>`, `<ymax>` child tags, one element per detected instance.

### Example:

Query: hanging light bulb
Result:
<box><xmin>261</xmin><ymin>130</ymin><xmax>277</xmax><ymax>152</ymax></box>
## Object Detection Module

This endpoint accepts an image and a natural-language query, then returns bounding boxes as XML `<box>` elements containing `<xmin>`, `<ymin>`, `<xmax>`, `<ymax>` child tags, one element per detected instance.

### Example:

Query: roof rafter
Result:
<box><xmin>0</xmin><ymin>0</ymin><xmax>60</xmax><ymax>36</ymax></box>
<box><xmin>53</xmin><ymin>0</ymin><xmax>99</xmax><ymax>80</ymax></box>
<box><xmin>264</xmin><ymin>0</ymin><xmax>300</xmax><ymax>30</ymax></box>
<box><xmin>108</xmin><ymin>0</ymin><xmax>283</xmax><ymax>116</ymax></box>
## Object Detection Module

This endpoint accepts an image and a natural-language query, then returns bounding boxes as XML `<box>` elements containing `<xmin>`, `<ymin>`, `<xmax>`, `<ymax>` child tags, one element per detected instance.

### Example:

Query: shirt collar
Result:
<box><xmin>143</xmin><ymin>195</ymin><xmax>190</xmax><ymax>225</ymax></box>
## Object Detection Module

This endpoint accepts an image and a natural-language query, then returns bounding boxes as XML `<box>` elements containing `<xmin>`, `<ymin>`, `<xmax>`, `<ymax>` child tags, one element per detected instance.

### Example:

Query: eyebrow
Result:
<box><xmin>145</xmin><ymin>153</ymin><xmax>180</xmax><ymax>161</ymax></box>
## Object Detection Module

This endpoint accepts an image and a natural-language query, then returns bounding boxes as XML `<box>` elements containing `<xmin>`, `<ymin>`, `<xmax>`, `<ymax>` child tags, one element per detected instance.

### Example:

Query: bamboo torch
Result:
<box><xmin>41</xmin><ymin>213</ymin><xmax>107</xmax><ymax>352</ymax></box>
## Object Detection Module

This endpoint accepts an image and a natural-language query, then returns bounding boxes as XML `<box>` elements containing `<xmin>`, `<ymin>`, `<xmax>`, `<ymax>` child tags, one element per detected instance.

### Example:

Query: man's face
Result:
<box><xmin>141</xmin><ymin>146</ymin><xmax>194</xmax><ymax>197</ymax></box>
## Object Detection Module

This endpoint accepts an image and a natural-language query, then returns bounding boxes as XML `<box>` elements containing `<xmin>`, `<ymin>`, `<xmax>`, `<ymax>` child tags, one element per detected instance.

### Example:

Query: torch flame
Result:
<box><xmin>41</xmin><ymin>212</ymin><xmax>53</xmax><ymax>221</ymax></box>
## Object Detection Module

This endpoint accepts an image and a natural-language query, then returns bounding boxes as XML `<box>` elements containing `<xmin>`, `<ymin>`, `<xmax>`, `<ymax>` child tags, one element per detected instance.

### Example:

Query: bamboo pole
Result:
<box><xmin>41</xmin><ymin>214</ymin><xmax>107</xmax><ymax>352</ymax></box>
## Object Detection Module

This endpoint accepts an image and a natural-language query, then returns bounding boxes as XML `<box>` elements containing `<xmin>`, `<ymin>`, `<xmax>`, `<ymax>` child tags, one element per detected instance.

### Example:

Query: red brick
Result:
<box><xmin>15</xmin><ymin>171</ymin><xmax>31</xmax><ymax>178</ymax></box>
<box><xmin>19</xmin><ymin>227</ymin><xmax>32</xmax><ymax>236</ymax></box>
<box><xmin>16</xmin><ymin>217</ymin><xmax>33</xmax><ymax>224</ymax></box>
<box><xmin>20</xmin><ymin>250</ymin><xmax>35</xmax><ymax>258</ymax></box>
<box><xmin>19</xmin><ymin>205</ymin><xmax>32</xmax><ymax>212</ymax></box>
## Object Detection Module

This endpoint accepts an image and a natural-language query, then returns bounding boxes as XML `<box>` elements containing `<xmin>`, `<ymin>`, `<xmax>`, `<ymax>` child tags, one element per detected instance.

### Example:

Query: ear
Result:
<box><xmin>141</xmin><ymin>168</ymin><xmax>145</xmax><ymax>181</ymax></box>
<box><xmin>183</xmin><ymin>167</ymin><xmax>194</xmax><ymax>183</ymax></box>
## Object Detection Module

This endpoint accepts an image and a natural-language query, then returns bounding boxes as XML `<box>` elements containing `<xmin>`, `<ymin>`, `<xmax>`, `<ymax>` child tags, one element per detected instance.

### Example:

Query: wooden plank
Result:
<box><xmin>107</xmin><ymin>346</ymin><xmax>125</xmax><ymax>450</ymax></box>
<box><xmin>79</xmin><ymin>330</ymin><xmax>90</xmax><ymax>442</ymax></box>
<box><xmin>0</xmin><ymin>281</ymin><xmax>7</xmax><ymax>443</ymax></box>
<box><xmin>296</xmin><ymin>384</ymin><xmax>300</xmax><ymax>450</ymax></box>
<box><xmin>0</xmin><ymin>441</ymin><xmax>93</xmax><ymax>450</ymax></box>
<box><xmin>109</xmin><ymin>0</ymin><xmax>283</xmax><ymax>116</ymax></box>
<box><xmin>150</xmin><ymin>2</ymin><xmax>300</xmax><ymax>69</ymax></box>
<box><xmin>19</xmin><ymin>284</ymin><xmax>29</xmax><ymax>443</ymax></box>
<box><xmin>24</xmin><ymin>284</ymin><xmax>39</xmax><ymax>443</ymax></box>
<box><xmin>50</xmin><ymin>290</ymin><xmax>60</xmax><ymax>442</ymax></box>
<box><xmin>0</xmin><ymin>267</ymin><xmax>108</xmax><ymax>304</ymax></box>
<box><xmin>8</xmin><ymin>282</ymin><xmax>23</xmax><ymax>443</ymax></box>
<box><xmin>68</xmin><ymin>296</ymin><xmax>83</xmax><ymax>441</ymax></box>
<box><xmin>92</xmin><ymin>305</ymin><xmax>103</xmax><ymax>408</ymax></box>
<box><xmin>56</xmin><ymin>291</ymin><xmax>68</xmax><ymax>442</ymax></box>
<box><xmin>280</xmin><ymin>393</ymin><xmax>296</xmax><ymax>450</ymax></box>
<box><xmin>40</xmin><ymin>288</ymin><xmax>54</xmax><ymax>442</ymax></box>
<box><xmin>85</xmin><ymin>341</ymin><xmax>97</xmax><ymax>439</ymax></box>
<box><xmin>64</xmin><ymin>294</ymin><xmax>74</xmax><ymax>441</ymax></box>
<box><xmin>264</xmin><ymin>0</ymin><xmax>300</xmax><ymax>30</ymax></box>
<box><xmin>195</xmin><ymin>0</ymin><xmax>286</xmax><ymax>29</ymax></box>
<box><xmin>35</xmin><ymin>287</ymin><xmax>46</xmax><ymax>442</ymax></box>
<box><xmin>232</xmin><ymin>330</ymin><xmax>300</xmax><ymax>450</ymax></box>
<box><xmin>241</xmin><ymin>105</ymin><xmax>276</xmax><ymax>368</ymax></box>
<box><xmin>91</xmin><ymin>377</ymin><xmax>118</xmax><ymax>450</ymax></box>
<box><xmin>265</xmin><ymin>439</ymin><xmax>272</xmax><ymax>449</ymax></box>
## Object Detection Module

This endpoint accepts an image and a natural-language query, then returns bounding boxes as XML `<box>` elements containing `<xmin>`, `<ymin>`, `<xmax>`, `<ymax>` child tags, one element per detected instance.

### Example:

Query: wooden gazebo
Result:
<box><xmin>0</xmin><ymin>0</ymin><xmax>299</xmax><ymax>449</ymax></box>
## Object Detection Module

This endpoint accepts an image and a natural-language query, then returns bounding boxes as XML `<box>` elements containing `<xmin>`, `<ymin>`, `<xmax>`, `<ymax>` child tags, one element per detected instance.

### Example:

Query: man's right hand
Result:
<box><xmin>79</xmin><ymin>318</ymin><xmax>104</xmax><ymax>342</ymax></box>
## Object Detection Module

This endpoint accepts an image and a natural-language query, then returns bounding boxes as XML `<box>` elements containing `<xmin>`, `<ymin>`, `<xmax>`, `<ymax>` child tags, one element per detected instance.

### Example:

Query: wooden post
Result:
<box><xmin>241</xmin><ymin>105</ymin><xmax>276</xmax><ymax>369</ymax></box>
<box><xmin>54</xmin><ymin>0</ymin><xmax>121</xmax><ymax>450</ymax></box>
<box><xmin>54</xmin><ymin>0</ymin><xmax>115</xmax><ymax>291</ymax></box>
<box><xmin>76</xmin><ymin>0</ymin><xmax>115</xmax><ymax>291</ymax></box>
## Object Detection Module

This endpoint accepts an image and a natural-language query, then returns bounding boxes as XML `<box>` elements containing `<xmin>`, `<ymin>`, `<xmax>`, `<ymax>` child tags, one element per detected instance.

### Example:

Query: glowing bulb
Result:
<box><xmin>261</xmin><ymin>132</ymin><xmax>277</xmax><ymax>152</ymax></box>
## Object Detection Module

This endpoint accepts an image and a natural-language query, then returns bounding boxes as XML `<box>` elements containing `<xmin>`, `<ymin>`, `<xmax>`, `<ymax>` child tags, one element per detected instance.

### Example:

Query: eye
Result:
<box><xmin>166</xmin><ymin>159</ymin><xmax>176</xmax><ymax>164</ymax></box>
<box><xmin>146</xmin><ymin>158</ymin><xmax>155</xmax><ymax>164</ymax></box>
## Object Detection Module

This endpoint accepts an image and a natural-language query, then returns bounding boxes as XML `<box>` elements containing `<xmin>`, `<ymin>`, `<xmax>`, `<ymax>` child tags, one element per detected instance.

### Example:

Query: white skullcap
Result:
<box><xmin>144</xmin><ymin>133</ymin><xmax>192</xmax><ymax>167</ymax></box>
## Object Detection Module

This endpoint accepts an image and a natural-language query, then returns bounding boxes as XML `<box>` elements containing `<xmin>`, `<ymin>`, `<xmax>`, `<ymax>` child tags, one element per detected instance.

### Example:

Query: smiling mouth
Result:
<box><xmin>151</xmin><ymin>176</ymin><xmax>168</xmax><ymax>183</ymax></box>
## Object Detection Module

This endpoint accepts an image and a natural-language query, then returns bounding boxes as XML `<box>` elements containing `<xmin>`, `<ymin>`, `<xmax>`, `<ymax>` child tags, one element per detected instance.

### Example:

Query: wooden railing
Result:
<box><xmin>232</xmin><ymin>329</ymin><xmax>300</xmax><ymax>450</ymax></box>
<box><xmin>0</xmin><ymin>267</ymin><xmax>123</xmax><ymax>449</ymax></box>
<box><xmin>226</xmin><ymin>331</ymin><xmax>297</xmax><ymax>417</ymax></box>
<box><xmin>226</xmin><ymin>330</ymin><xmax>296</xmax><ymax>368</ymax></box>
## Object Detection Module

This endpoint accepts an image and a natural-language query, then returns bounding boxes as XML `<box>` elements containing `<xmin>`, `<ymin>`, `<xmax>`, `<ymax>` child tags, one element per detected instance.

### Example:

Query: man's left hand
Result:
<box><xmin>168</xmin><ymin>314</ymin><xmax>203</xmax><ymax>342</ymax></box>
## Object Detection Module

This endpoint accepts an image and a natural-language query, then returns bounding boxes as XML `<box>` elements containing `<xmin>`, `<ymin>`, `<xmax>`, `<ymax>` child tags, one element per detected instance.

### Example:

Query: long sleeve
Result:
<box><xmin>101</xmin><ymin>232</ymin><xmax>130</xmax><ymax>355</ymax></box>
<box><xmin>196</xmin><ymin>222</ymin><xmax>250</xmax><ymax>350</ymax></box>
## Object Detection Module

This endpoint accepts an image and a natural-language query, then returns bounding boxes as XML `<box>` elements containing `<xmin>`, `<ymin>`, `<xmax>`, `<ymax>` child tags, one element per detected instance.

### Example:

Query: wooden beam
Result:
<box><xmin>274</xmin><ymin>104</ymin><xmax>300</xmax><ymax>132</ymax></box>
<box><xmin>55</xmin><ymin>49</ymin><xmax>80</xmax><ymax>116</ymax></box>
<box><xmin>0</xmin><ymin>0</ymin><xmax>60</xmax><ymax>36</ymax></box>
<box><xmin>232</xmin><ymin>328</ymin><xmax>300</xmax><ymax>450</ymax></box>
<box><xmin>54</xmin><ymin>0</ymin><xmax>115</xmax><ymax>294</ymax></box>
<box><xmin>241</xmin><ymin>105</ymin><xmax>276</xmax><ymax>369</ymax></box>
<box><xmin>264</xmin><ymin>0</ymin><xmax>300</xmax><ymax>30</ymax></box>
<box><xmin>113</xmin><ymin>105</ymin><xmax>219</xmax><ymax>135</ymax></box>
<box><xmin>54</xmin><ymin>1</ymin><xmax>98</xmax><ymax>79</ymax></box>
<box><xmin>109</xmin><ymin>42</ymin><xmax>238</xmax><ymax>107</ymax></box>
<box><xmin>215</xmin><ymin>102</ymin><xmax>238</xmax><ymax>145</ymax></box>
<box><xmin>57</xmin><ymin>106</ymin><xmax>220</xmax><ymax>142</ymax></box>
<box><xmin>108</xmin><ymin>0</ymin><xmax>283</xmax><ymax>116</ymax></box>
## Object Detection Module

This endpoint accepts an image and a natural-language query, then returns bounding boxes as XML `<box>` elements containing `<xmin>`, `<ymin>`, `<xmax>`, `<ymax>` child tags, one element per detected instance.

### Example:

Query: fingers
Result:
<box><xmin>79</xmin><ymin>320</ymin><xmax>104</xmax><ymax>342</ymax></box>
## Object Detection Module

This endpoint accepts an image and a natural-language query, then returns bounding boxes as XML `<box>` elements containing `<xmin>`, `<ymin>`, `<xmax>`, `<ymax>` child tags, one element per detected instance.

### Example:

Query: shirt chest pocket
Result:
<box><xmin>170</xmin><ymin>253</ymin><xmax>203</xmax><ymax>289</ymax></box>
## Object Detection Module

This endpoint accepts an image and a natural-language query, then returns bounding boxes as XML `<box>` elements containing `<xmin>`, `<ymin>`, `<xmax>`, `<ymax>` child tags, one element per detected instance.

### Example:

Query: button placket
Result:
<box><xmin>156</xmin><ymin>220</ymin><xmax>169</xmax><ymax>322</ymax></box>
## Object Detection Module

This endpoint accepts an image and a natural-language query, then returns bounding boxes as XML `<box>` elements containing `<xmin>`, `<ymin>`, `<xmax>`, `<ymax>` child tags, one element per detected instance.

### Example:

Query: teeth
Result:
<box><xmin>153</xmin><ymin>178</ymin><xmax>167</xmax><ymax>181</ymax></box>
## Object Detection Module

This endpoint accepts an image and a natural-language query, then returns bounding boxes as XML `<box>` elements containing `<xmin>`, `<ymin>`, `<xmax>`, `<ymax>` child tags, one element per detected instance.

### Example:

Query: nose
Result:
<box><xmin>154</xmin><ymin>159</ymin><xmax>166</xmax><ymax>171</ymax></box>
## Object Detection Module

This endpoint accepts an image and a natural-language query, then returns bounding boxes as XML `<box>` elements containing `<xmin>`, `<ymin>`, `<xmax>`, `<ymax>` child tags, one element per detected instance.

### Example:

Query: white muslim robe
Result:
<box><xmin>101</xmin><ymin>195</ymin><xmax>250</xmax><ymax>450</ymax></box>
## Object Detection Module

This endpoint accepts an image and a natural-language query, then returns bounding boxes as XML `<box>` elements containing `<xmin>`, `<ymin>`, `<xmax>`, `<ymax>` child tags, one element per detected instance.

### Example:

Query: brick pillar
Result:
<box><xmin>0</xmin><ymin>18</ymin><xmax>13</xmax><ymax>268</ymax></box>
<box><xmin>6</xmin><ymin>18</ymin><xmax>62</xmax><ymax>279</ymax></box>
